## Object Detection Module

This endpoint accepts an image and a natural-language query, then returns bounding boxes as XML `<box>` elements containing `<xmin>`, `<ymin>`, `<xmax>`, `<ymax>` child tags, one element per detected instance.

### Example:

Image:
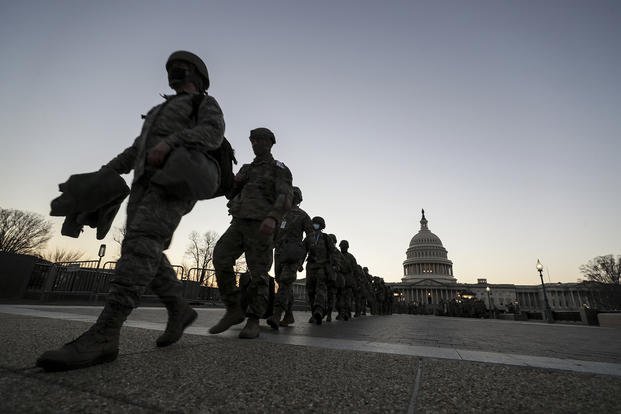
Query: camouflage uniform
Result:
<box><xmin>326</xmin><ymin>240</ymin><xmax>343</xmax><ymax>321</ymax></box>
<box><xmin>273</xmin><ymin>206</ymin><xmax>313</xmax><ymax>314</ymax></box>
<box><xmin>106</xmin><ymin>92</ymin><xmax>224</xmax><ymax>308</ymax></box>
<box><xmin>353</xmin><ymin>265</ymin><xmax>365</xmax><ymax>316</ymax></box>
<box><xmin>213</xmin><ymin>153</ymin><xmax>292</xmax><ymax>319</ymax></box>
<box><xmin>340</xmin><ymin>250</ymin><xmax>358</xmax><ymax>320</ymax></box>
<box><xmin>303</xmin><ymin>231</ymin><xmax>333</xmax><ymax>317</ymax></box>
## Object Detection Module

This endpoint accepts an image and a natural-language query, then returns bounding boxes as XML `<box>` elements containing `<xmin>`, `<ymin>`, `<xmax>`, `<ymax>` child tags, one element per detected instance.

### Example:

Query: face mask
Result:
<box><xmin>168</xmin><ymin>67</ymin><xmax>189</xmax><ymax>86</ymax></box>
<box><xmin>313</xmin><ymin>223</ymin><xmax>321</xmax><ymax>230</ymax></box>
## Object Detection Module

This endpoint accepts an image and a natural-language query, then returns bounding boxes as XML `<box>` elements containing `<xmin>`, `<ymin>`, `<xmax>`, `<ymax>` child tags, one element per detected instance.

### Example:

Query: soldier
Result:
<box><xmin>362</xmin><ymin>266</ymin><xmax>374</xmax><ymax>315</ymax></box>
<box><xmin>37</xmin><ymin>51</ymin><xmax>225</xmax><ymax>371</ymax></box>
<box><xmin>303</xmin><ymin>216</ymin><xmax>333</xmax><ymax>324</ymax></box>
<box><xmin>209</xmin><ymin>127</ymin><xmax>293</xmax><ymax>339</ymax></box>
<box><xmin>339</xmin><ymin>240</ymin><xmax>358</xmax><ymax>321</ymax></box>
<box><xmin>325</xmin><ymin>234</ymin><xmax>343</xmax><ymax>322</ymax></box>
<box><xmin>353</xmin><ymin>264</ymin><xmax>365</xmax><ymax>317</ymax></box>
<box><xmin>266</xmin><ymin>186</ymin><xmax>313</xmax><ymax>330</ymax></box>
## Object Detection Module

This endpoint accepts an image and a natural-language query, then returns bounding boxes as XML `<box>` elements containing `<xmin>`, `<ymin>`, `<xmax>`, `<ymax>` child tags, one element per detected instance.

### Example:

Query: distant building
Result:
<box><xmin>392</xmin><ymin>210</ymin><xmax>605</xmax><ymax>314</ymax></box>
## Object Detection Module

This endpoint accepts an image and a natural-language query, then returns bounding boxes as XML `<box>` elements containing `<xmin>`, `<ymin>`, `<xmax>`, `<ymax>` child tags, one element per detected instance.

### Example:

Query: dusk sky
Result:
<box><xmin>1</xmin><ymin>1</ymin><xmax>619</xmax><ymax>285</ymax></box>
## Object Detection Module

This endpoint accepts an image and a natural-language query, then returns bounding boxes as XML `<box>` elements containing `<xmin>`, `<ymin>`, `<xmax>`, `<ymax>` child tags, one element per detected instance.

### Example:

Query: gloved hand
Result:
<box><xmin>147</xmin><ymin>141</ymin><xmax>171</xmax><ymax>167</ymax></box>
<box><xmin>259</xmin><ymin>217</ymin><xmax>276</xmax><ymax>235</ymax></box>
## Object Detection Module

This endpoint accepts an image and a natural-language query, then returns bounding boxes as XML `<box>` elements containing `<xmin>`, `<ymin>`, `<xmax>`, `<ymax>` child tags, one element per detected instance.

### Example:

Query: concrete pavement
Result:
<box><xmin>1</xmin><ymin>304</ymin><xmax>620</xmax><ymax>413</ymax></box>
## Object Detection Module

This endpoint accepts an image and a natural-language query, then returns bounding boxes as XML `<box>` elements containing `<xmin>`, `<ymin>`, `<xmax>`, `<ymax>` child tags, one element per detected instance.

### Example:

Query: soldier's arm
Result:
<box><xmin>266</xmin><ymin>164</ymin><xmax>293</xmax><ymax>222</ymax></box>
<box><xmin>163</xmin><ymin>95</ymin><xmax>225</xmax><ymax>151</ymax></box>
<box><xmin>302</xmin><ymin>212</ymin><xmax>314</xmax><ymax>238</ymax></box>
<box><xmin>227</xmin><ymin>164</ymin><xmax>250</xmax><ymax>200</ymax></box>
<box><xmin>104</xmin><ymin>136</ymin><xmax>139</xmax><ymax>174</ymax></box>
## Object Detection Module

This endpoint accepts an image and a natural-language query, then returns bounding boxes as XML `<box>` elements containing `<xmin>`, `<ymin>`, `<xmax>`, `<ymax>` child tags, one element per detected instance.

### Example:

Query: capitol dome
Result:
<box><xmin>402</xmin><ymin>210</ymin><xmax>456</xmax><ymax>283</ymax></box>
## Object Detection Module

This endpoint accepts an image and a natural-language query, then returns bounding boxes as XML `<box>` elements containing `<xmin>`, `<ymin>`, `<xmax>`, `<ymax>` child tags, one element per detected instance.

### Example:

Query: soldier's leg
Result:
<box><xmin>209</xmin><ymin>221</ymin><xmax>246</xmax><ymax>334</ymax></box>
<box><xmin>311</xmin><ymin>267</ymin><xmax>328</xmax><ymax>324</ymax></box>
<box><xmin>149</xmin><ymin>255</ymin><xmax>197</xmax><ymax>347</ymax></box>
<box><xmin>269</xmin><ymin>263</ymin><xmax>296</xmax><ymax>328</ymax></box>
<box><xmin>37</xmin><ymin>185</ymin><xmax>192</xmax><ymax>371</ymax></box>
<box><xmin>239</xmin><ymin>220</ymin><xmax>273</xmax><ymax>338</ymax></box>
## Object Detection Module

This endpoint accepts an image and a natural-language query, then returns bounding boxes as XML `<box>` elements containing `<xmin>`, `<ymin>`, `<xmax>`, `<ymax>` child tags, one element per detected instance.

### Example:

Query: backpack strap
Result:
<box><xmin>189</xmin><ymin>93</ymin><xmax>206</xmax><ymax>123</ymax></box>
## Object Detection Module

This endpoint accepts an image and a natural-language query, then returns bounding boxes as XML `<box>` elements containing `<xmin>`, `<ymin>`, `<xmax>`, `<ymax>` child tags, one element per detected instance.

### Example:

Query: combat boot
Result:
<box><xmin>209</xmin><ymin>306</ymin><xmax>245</xmax><ymax>334</ymax></box>
<box><xmin>312</xmin><ymin>310</ymin><xmax>323</xmax><ymax>325</ymax></box>
<box><xmin>238</xmin><ymin>317</ymin><xmax>260</xmax><ymax>339</ymax></box>
<box><xmin>266</xmin><ymin>308</ymin><xmax>283</xmax><ymax>331</ymax></box>
<box><xmin>156</xmin><ymin>298</ymin><xmax>198</xmax><ymax>347</ymax></box>
<box><xmin>279</xmin><ymin>311</ymin><xmax>295</xmax><ymax>327</ymax></box>
<box><xmin>36</xmin><ymin>302</ymin><xmax>131</xmax><ymax>372</ymax></box>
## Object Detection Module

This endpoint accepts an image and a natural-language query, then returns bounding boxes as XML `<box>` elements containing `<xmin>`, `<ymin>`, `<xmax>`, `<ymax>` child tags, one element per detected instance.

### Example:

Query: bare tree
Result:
<box><xmin>185</xmin><ymin>230</ymin><xmax>219</xmax><ymax>285</ymax></box>
<box><xmin>0</xmin><ymin>207</ymin><xmax>52</xmax><ymax>255</ymax></box>
<box><xmin>40</xmin><ymin>247</ymin><xmax>85</xmax><ymax>263</ymax></box>
<box><xmin>234</xmin><ymin>255</ymin><xmax>248</xmax><ymax>274</ymax></box>
<box><xmin>580</xmin><ymin>255</ymin><xmax>621</xmax><ymax>285</ymax></box>
<box><xmin>112</xmin><ymin>225</ymin><xmax>127</xmax><ymax>256</ymax></box>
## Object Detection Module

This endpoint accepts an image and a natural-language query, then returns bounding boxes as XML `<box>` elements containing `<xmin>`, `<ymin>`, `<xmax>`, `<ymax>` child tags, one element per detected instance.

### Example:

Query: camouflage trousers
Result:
<box><xmin>110</xmin><ymin>181</ymin><xmax>195</xmax><ymax>308</ymax></box>
<box><xmin>306</xmin><ymin>263</ymin><xmax>328</xmax><ymax>315</ymax></box>
<box><xmin>273</xmin><ymin>249</ymin><xmax>298</xmax><ymax>312</ymax></box>
<box><xmin>213</xmin><ymin>218</ymin><xmax>274</xmax><ymax>319</ymax></box>
<box><xmin>338</xmin><ymin>286</ymin><xmax>354</xmax><ymax>317</ymax></box>
<box><xmin>326</xmin><ymin>281</ymin><xmax>337</xmax><ymax>316</ymax></box>
<box><xmin>354</xmin><ymin>288</ymin><xmax>365</xmax><ymax>315</ymax></box>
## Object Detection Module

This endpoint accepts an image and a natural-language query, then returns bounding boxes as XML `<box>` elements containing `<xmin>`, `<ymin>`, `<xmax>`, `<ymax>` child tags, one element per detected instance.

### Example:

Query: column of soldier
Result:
<box><xmin>35</xmin><ymin>50</ymin><xmax>392</xmax><ymax>373</ymax></box>
<box><xmin>263</xmin><ymin>192</ymin><xmax>394</xmax><ymax>332</ymax></box>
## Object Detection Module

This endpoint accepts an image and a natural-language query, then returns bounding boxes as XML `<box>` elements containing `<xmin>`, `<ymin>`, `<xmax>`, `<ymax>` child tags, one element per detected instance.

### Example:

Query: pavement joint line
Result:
<box><xmin>3</xmin><ymin>305</ymin><xmax>621</xmax><ymax>378</ymax></box>
<box><xmin>406</xmin><ymin>359</ymin><xmax>423</xmax><ymax>414</ymax></box>
<box><xmin>0</xmin><ymin>366</ymin><xmax>164</xmax><ymax>413</ymax></box>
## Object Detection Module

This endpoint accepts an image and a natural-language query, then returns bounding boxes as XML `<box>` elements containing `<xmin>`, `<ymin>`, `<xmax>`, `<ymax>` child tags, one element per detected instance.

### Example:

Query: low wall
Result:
<box><xmin>0</xmin><ymin>252</ymin><xmax>38</xmax><ymax>299</ymax></box>
<box><xmin>598</xmin><ymin>313</ymin><xmax>621</xmax><ymax>328</ymax></box>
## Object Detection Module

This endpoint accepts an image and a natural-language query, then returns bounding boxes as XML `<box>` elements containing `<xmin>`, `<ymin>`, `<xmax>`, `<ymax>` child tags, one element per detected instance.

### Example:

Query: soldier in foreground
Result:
<box><xmin>266</xmin><ymin>186</ymin><xmax>313</xmax><ymax>329</ymax></box>
<box><xmin>303</xmin><ymin>216</ymin><xmax>333</xmax><ymax>324</ymax></box>
<box><xmin>37</xmin><ymin>51</ymin><xmax>225</xmax><ymax>371</ymax></box>
<box><xmin>210</xmin><ymin>128</ymin><xmax>293</xmax><ymax>339</ymax></box>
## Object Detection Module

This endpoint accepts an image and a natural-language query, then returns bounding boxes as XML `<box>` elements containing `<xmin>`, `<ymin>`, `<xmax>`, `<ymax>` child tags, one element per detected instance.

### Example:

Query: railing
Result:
<box><xmin>24</xmin><ymin>261</ymin><xmax>308</xmax><ymax>306</ymax></box>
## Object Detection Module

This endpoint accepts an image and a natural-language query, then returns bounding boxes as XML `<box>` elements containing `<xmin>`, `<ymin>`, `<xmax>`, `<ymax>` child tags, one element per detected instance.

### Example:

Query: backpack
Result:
<box><xmin>190</xmin><ymin>94</ymin><xmax>237</xmax><ymax>198</ymax></box>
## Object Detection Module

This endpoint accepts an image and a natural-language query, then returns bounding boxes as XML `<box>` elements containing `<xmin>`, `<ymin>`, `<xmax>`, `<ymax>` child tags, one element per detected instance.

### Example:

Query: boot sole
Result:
<box><xmin>156</xmin><ymin>309</ymin><xmax>198</xmax><ymax>347</ymax></box>
<box><xmin>36</xmin><ymin>351</ymin><xmax>118</xmax><ymax>372</ymax></box>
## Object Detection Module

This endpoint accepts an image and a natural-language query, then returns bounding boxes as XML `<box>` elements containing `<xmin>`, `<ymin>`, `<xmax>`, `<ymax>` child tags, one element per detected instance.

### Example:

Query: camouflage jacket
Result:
<box><xmin>105</xmin><ymin>93</ymin><xmax>225</xmax><ymax>183</ymax></box>
<box><xmin>303</xmin><ymin>231</ymin><xmax>333</xmax><ymax>266</ymax></box>
<box><xmin>226</xmin><ymin>153</ymin><xmax>293</xmax><ymax>222</ymax></box>
<box><xmin>274</xmin><ymin>206</ymin><xmax>313</xmax><ymax>246</ymax></box>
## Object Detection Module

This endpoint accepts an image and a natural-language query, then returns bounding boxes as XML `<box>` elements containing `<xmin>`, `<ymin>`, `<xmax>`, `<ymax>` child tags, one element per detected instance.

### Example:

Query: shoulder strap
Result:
<box><xmin>190</xmin><ymin>94</ymin><xmax>206</xmax><ymax>123</ymax></box>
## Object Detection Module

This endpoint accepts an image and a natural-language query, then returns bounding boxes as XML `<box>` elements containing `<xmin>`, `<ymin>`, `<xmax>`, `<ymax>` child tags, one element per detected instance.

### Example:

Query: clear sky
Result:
<box><xmin>1</xmin><ymin>1</ymin><xmax>619</xmax><ymax>285</ymax></box>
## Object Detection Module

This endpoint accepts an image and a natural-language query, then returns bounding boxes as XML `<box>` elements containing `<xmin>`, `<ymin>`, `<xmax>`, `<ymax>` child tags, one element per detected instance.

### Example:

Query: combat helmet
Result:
<box><xmin>166</xmin><ymin>50</ymin><xmax>210</xmax><ymax>90</ymax></box>
<box><xmin>250</xmin><ymin>127</ymin><xmax>276</xmax><ymax>144</ymax></box>
<box><xmin>292</xmin><ymin>186</ymin><xmax>303</xmax><ymax>204</ymax></box>
<box><xmin>311</xmin><ymin>216</ymin><xmax>325</xmax><ymax>230</ymax></box>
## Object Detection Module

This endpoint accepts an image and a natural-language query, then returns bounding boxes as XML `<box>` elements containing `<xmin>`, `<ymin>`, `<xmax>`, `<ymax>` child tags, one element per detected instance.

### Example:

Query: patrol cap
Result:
<box><xmin>166</xmin><ymin>50</ymin><xmax>210</xmax><ymax>90</ymax></box>
<box><xmin>250</xmin><ymin>127</ymin><xmax>276</xmax><ymax>144</ymax></box>
<box><xmin>311</xmin><ymin>216</ymin><xmax>325</xmax><ymax>230</ymax></box>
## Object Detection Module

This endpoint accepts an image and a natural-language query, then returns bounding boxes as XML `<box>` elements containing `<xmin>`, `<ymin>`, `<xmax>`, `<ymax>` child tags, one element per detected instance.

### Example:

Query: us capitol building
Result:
<box><xmin>391</xmin><ymin>210</ymin><xmax>601</xmax><ymax>314</ymax></box>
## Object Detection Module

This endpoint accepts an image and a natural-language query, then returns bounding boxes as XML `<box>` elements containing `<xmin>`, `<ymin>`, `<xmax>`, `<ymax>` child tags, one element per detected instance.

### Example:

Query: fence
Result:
<box><xmin>22</xmin><ymin>261</ymin><xmax>310</xmax><ymax>307</ymax></box>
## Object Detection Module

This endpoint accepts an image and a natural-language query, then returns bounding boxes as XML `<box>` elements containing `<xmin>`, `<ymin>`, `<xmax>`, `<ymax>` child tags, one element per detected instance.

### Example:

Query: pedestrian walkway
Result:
<box><xmin>1</xmin><ymin>304</ymin><xmax>620</xmax><ymax>413</ymax></box>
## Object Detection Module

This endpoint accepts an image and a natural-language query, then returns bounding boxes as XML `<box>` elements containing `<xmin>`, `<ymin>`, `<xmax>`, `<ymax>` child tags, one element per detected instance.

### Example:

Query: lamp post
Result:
<box><xmin>97</xmin><ymin>244</ymin><xmax>106</xmax><ymax>269</ymax></box>
<box><xmin>537</xmin><ymin>259</ymin><xmax>554</xmax><ymax>323</ymax></box>
<box><xmin>486</xmin><ymin>286</ymin><xmax>494</xmax><ymax>318</ymax></box>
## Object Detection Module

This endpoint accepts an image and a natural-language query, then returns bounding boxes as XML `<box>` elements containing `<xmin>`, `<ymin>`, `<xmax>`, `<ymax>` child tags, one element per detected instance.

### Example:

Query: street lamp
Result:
<box><xmin>97</xmin><ymin>244</ymin><xmax>106</xmax><ymax>269</ymax></box>
<box><xmin>486</xmin><ymin>286</ymin><xmax>494</xmax><ymax>318</ymax></box>
<box><xmin>537</xmin><ymin>259</ymin><xmax>554</xmax><ymax>323</ymax></box>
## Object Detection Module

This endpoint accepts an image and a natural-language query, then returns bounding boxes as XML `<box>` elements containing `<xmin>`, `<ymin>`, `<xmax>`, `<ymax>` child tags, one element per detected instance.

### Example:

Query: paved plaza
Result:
<box><xmin>1</xmin><ymin>304</ymin><xmax>621</xmax><ymax>413</ymax></box>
